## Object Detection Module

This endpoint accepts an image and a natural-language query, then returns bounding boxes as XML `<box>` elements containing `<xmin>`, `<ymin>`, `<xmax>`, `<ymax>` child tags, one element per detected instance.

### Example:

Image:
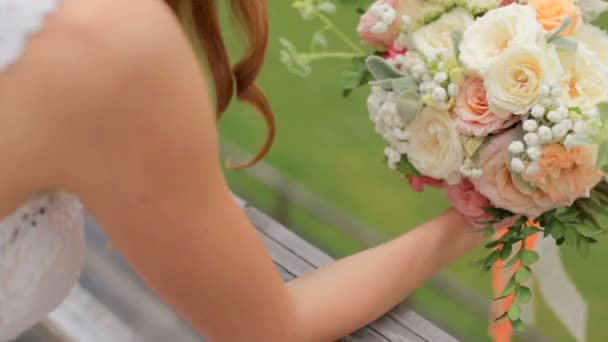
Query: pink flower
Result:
<box><xmin>407</xmin><ymin>176</ymin><xmax>445</xmax><ymax>192</ymax></box>
<box><xmin>446</xmin><ymin>179</ymin><xmax>493</xmax><ymax>225</ymax></box>
<box><xmin>501</xmin><ymin>0</ymin><xmax>516</xmax><ymax>6</ymax></box>
<box><xmin>453</xmin><ymin>78</ymin><xmax>520</xmax><ymax>137</ymax></box>
<box><xmin>471</xmin><ymin>130</ymin><xmax>555</xmax><ymax>218</ymax></box>
<box><xmin>357</xmin><ymin>0</ymin><xmax>402</xmax><ymax>49</ymax></box>
<box><xmin>385</xmin><ymin>45</ymin><xmax>406</xmax><ymax>60</ymax></box>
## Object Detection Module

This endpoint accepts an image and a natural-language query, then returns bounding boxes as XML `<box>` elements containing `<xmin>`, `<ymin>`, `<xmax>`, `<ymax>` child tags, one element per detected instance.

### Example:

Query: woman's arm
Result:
<box><xmin>3</xmin><ymin>1</ymin><xmax>483</xmax><ymax>341</ymax></box>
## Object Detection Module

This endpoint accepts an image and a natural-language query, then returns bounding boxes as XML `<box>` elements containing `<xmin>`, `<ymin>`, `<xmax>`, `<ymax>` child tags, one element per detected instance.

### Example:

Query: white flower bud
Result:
<box><xmin>524</xmin><ymin>133</ymin><xmax>540</xmax><ymax>146</ymax></box>
<box><xmin>542</xmin><ymin>98</ymin><xmax>554</xmax><ymax>106</ymax></box>
<box><xmin>526</xmin><ymin>162</ymin><xmax>540</xmax><ymax>175</ymax></box>
<box><xmin>557</xmin><ymin>106</ymin><xmax>569</xmax><ymax>118</ymax></box>
<box><xmin>531</xmin><ymin>105</ymin><xmax>546</xmax><ymax>118</ymax></box>
<box><xmin>431</xmin><ymin>87</ymin><xmax>447</xmax><ymax>102</ymax></box>
<box><xmin>370</xmin><ymin>6</ymin><xmax>384</xmax><ymax>17</ymax></box>
<box><xmin>411</xmin><ymin>63</ymin><xmax>426</xmax><ymax>76</ymax></box>
<box><xmin>527</xmin><ymin>147</ymin><xmax>541</xmax><ymax>161</ymax></box>
<box><xmin>459</xmin><ymin>164</ymin><xmax>472</xmax><ymax>177</ymax></box>
<box><xmin>511</xmin><ymin>158</ymin><xmax>526</xmax><ymax>173</ymax></box>
<box><xmin>561</xmin><ymin>119</ymin><xmax>573</xmax><ymax>131</ymax></box>
<box><xmin>434</xmin><ymin>72</ymin><xmax>448</xmax><ymax>83</ymax></box>
<box><xmin>382</xmin><ymin>9</ymin><xmax>397</xmax><ymax>24</ymax></box>
<box><xmin>371</xmin><ymin>22</ymin><xmax>389</xmax><ymax>34</ymax></box>
<box><xmin>379</xmin><ymin>101</ymin><xmax>398</xmax><ymax>117</ymax></box>
<box><xmin>539</xmin><ymin>85</ymin><xmax>551</xmax><ymax>96</ymax></box>
<box><xmin>447</xmin><ymin>83</ymin><xmax>459</xmax><ymax>96</ymax></box>
<box><xmin>402</xmin><ymin>15</ymin><xmax>412</xmax><ymax>26</ymax></box>
<box><xmin>523</xmin><ymin>120</ymin><xmax>539</xmax><ymax>132</ymax></box>
<box><xmin>471</xmin><ymin>168</ymin><xmax>483</xmax><ymax>179</ymax></box>
<box><xmin>552</xmin><ymin>124</ymin><xmax>568</xmax><ymax>139</ymax></box>
<box><xmin>547</xmin><ymin>111</ymin><xmax>561</xmax><ymax>123</ymax></box>
<box><xmin>509</xmin><ymin>141</ymin><xmax>525</xmax><ymax>154</ymax></box>
<box><xmin>550</xmin><ymin>86</ymin><xmax>562</xmax><ymax>97</ymax></box>
<box><xmin>538</xmin><ymin>126</ymin><xmax>553</xmax><ymax>142</ymax></box>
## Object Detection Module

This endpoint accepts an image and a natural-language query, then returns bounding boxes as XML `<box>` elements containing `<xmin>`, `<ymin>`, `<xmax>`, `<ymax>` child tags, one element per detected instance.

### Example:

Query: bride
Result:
<box><xmin>0</xmin><ymin>0</ymin><xmax>482</xmax><ymax>341</ymax></box>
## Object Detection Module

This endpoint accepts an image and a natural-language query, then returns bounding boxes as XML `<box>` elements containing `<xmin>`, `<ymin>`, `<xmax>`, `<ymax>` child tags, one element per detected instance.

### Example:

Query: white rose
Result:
<box><xmin>484</xmin><ymin>43</ymin><xmax>559</xmax><ymax>117</ymax></box>
<box><xmin>412</xmin><ymin>9</ymin><xmax>474</xmax><ymax>59</ymax></box>
<box><xmin>574</xmin><ymin>24</ymin><xmax>608</xmax><ymax>67</ymax></box>
<box><xmin>558</xmin><ymin>45</ymin><xmax>608</xmax><ymax>108</ymax></box>
<box><xmin>459</xmin><ymin>4</ymin><xmax>543</xmax><ymax>77</ymax></box>
<box><xmin>405</xmin><ymin>107</ymin><xmax>464</xmax><ymax>184</ymax></box>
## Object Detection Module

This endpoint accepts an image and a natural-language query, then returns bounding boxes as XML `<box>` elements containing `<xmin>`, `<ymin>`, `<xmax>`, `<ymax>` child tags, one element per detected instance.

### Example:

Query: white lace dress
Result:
<box><xmin>0</xmin><ymin>1</ymin><xmax>86</xmax><ymax>340</ymax></box>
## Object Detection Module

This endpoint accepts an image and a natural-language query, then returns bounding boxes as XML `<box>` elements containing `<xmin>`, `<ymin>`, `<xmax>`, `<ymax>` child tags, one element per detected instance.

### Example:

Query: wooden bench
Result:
<box><xmin>17</xmin><ymin>198</ymin><xmax>456</xmax><ymax>342</ymax></box>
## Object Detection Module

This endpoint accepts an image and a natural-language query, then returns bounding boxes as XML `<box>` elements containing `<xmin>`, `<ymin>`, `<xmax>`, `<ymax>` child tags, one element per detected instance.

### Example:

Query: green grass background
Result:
<box><xmin>215</xmin><ymin>2</ymin><xmax>608</xmax><ymax>341</ymax></box>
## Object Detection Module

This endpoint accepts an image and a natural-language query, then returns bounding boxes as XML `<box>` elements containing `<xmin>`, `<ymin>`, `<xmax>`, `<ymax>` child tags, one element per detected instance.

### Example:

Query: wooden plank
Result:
<box><xmin>390</xmin><ymin>305</ymin><xmax>458</xmax><ymax>342</ymax></box>
<box><xmin>248</xmin><ymin>208</ymin><xmax>430</xmax><ymax>342</ymax></box>
<box><xmin>247</xmin><ymin>207</ymin><xmax>334</xmax><ymax>267</ymax></box>
<box><xmin>45</xmin><ymin>285</ymin><xmax>140</xmax><ymax>342</ymax></box>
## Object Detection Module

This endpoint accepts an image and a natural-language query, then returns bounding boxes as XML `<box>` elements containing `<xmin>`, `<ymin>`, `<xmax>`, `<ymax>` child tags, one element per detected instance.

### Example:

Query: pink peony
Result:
<box><xmin>407</xmin><ymin>176</ymin><xmax>445</xmax><ymax>192</ymax></box>
<box><xmin>471</xmin><ymin>130</ymin><xmax>555</xmax><ymax>218</ymax></box>
<box><xmin>446</xmin><ymin>179</ymin><xmax>493</xmax><ymax>225</ymax></box>
<box><xmin>453</xmin><ymin>78</ymin><xmax>520</xmax><ymax>137</ymax></box>
<box><xmin>357</xmin><ymin>0</ymin><xmax>403</xmax><ymax>48</ymax></box>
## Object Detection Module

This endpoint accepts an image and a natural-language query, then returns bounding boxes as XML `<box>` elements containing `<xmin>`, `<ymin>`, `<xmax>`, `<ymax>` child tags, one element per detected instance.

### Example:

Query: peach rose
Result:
<box><xmin>454</xmin><ymin>78</ymin><xmax>520</xmax><ymax>137</ymax></box>
<box><xmin>471</xmin><ymin>130</ymin><xmax>555</xmax><ymax>217</ymax></box>
<box><xmin>523</xmin><ymin>144</ymin><xmax>603</xmax><ymax>207</ymax></box>
<box><xmin>446</xmin><ymin>179</ymin><xmax>493</xmax><ymax>225</ymax></box>
<box><xmin>528</xmin><ymin>0</ymin><xmax>581</xmax><ymax>35</ymax></box>
<box><xmin>358</xmin><ymin>0</ymin><xmax>403</xmax><ymax>48</ymax></box>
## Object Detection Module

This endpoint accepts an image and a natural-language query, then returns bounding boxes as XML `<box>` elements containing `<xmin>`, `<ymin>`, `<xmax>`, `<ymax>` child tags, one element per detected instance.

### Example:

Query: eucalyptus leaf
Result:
<box><xmin>547</xmin><ymin>17</ymin><xmax>572</xmax><ymax>41</ymax></box>
<box><xmin>516</xmin><ymin>286</ymin><xmax>532</xmax><ymax>304</ymax></box>
<box><xmin>397</xmin><ymin>91</ymin><xmax>423</xmax><ymax>123</ymax></box>
<box><xmin>551</xmin><ymin>37</ymin><xmax>578</xmax><ymax>51</ymax></box>
<box><xmin>451</xmin><ymin>30</ymin><xmax>463</xmax><ymax>59</ymax></box>
<box><xmin>512</xmin><ymin>319</ymin><xmax>526</xmax><ymax>332</ymax></box>
<box><xmin>502</xmin><ymin>279</ymin><xmax>517</xmax><ymax>297</ymax></box>
<box><xmin>514</xmin><ymin>266</ymin><xmax>532</xmax><ymax>283</ymax></box>
<box><xmin>520</xmin><ymin>250</ymin><xmax>540</xmax><ymax>266</ymax></box>
<box><xmin>392</xmin><ymin>76</ymin><xmax>418</xmax><ymax>94</ymax></box>
<box><xmin>508</xmin><ymin>303</ymin><xmax>521</xmax><ymax>321</ymax></box>
<box><xmin>365</xmin><ymin>55</ymin><xmax>406</xmax><ymax>81</ymax></box>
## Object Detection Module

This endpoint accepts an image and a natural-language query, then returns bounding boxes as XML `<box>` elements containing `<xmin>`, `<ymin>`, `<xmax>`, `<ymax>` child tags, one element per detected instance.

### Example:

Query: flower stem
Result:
<box><xmin>316</xmin><ymin>13</ymin><xmax>366</xmax><ymax>55</ymax></box>
<box><xmin>298</xmin><ymin>52</ymin><xmax>366</xmax><ymax>60</ymax></box>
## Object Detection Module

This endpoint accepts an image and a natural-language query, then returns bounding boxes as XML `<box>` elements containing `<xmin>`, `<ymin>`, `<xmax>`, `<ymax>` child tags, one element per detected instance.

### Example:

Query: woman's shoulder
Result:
<box><xmin>0</xmin><ymin>0</ymin><xmax>211</xmax><ymax>211</ymax></box>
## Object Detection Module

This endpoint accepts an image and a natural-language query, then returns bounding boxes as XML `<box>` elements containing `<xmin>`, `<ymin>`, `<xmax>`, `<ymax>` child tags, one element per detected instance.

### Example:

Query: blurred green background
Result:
<box><xmin>216</xmin><ymin>2</ymin><xmax>608</xmax><ymax>341</ymax></box>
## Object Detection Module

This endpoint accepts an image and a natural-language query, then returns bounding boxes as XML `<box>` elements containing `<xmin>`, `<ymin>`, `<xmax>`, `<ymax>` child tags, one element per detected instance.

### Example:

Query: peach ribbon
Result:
<box><xmin>490</xmin><ymin>220</ymin><xmax>540</xmax><ymax>342</ymax></box>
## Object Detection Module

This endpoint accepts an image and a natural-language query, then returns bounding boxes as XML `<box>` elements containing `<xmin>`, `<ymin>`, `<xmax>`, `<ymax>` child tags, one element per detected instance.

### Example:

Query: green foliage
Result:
<box><xmin>395</xmin><ymin>156</ymin><xmax>422</xmax><ymax>177</ymax></box>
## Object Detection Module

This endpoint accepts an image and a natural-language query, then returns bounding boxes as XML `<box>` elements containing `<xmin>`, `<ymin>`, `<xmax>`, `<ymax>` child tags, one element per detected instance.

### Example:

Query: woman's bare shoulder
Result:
<box><xmin>0</xmin><ymin>0</ymin><xmax>216</xmax><ymax>207</ymax></box>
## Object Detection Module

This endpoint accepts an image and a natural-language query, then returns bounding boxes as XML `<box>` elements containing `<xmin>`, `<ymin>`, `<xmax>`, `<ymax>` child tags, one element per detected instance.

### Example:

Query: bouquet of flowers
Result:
<box><xmin>282</xmin><ymin>0</ymin><xmax>608</xmax><ymax>339</ymax></box>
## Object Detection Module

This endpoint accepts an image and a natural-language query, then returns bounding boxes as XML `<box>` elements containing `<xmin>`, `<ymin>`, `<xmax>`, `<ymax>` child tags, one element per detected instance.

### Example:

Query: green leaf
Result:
<box><xmin>597</xmin><ymin>143</ymin><xmax>608</xmax><ymax>175</ymax></box>
<box><xmin>515</xmin><ymin>266</ymin><xmax>532</xmax><ymax>283</ymax></box>
<box><xmin>516</xmin><ymin>286</ymin><xmax>533</xmax><ymax>304</ymax></box>
<box><xmin>551</xmin><ymin>37</ymin><xmax>578</xmax><ymax>51</ymax></box>
<box><xmin>460</xmin><ymin>136</ymin><xmax>486</xmax><ymax>159</ymax></box>
<box><xmin>520</xmin><ymin>250</ymin><xmax>540</xmax><ymax>266</ymax></box>
<box><xmin>551</xmin><ymin>221</ymin><xmax>566</xmax><ymax>240</ymax></box>
<box><xmin>508</xmin><ymin>303</ymin><xmax>521</xmax><ymax>321</ymax></box>
<box><xmin>547</xmin><ymin>17</ymin><xmax>573</xmax><ymax>40</ymax></box>
<box><xmin>519</xmin><ymin>226</ymin><xmax>543</xmax><ymax>238</ymax></box>
<box><xmin>564</xmin><ymin>226</ymin><xmax>580</xmax><ymax>245</ymax></box>
<box><xmin>397</xmin><ymin>91</ymin><xmax>423</xmax><ymax>123</ymax></box>
<box><xmin>451</xmin><ymin>30</ymin><xmax>463</xmax><ymax>58</ymax></box>
<box><xmin>505</xmin><ymin>253</ymin><xmax>520</xmax><ymax>267</ymax></box>
<box><xmin>483</xmin><ymin>251</ymin><xmax>501</xmax><ymax>271</ymax></box>
<box><xmin>512</xmin><ymin>319</ymin><xmax>526</xmax><ymax>332</ymax></box>
<box><xmin>395</xmin><ymin>156</ymin><xmax>422</xmax><ymax>177</ymax></box>
<box><xmin>365</xmin><ymin>55</ymin><xmax>405</xmax><ymax>81</ymax></box>
<box><xmin>494</xmin><ymin>311</ymin><xmax>508</xmax><ymax>322</ymax></box>
<box><xmin>577</xmin><ymin>238</ymin><xmax>590</xmax><ymax>256</ymax></box>
<box><xmin>483</xmin><ymin>208</ymin><xmax>515</xmax><ymax>220</ymax></box>
<box><xmin>502</xmin><ymin>279</ymin><xmax>517</xmax><ymax>297</ymax></box>
<box><xmin>500</xmin><ymin>244</ymin><xmax>513</xmax><ymax>260</ymax></box>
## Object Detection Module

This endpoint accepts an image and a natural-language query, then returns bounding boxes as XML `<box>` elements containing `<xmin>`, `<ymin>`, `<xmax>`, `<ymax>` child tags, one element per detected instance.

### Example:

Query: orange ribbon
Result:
<box><xmin>490</xmin><ymin>220</ymin><xmax>541</xmax><ymax>342</ymax></box>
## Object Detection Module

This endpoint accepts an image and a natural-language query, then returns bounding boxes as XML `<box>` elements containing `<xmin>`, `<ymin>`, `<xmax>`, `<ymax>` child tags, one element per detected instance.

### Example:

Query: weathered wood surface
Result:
<box><xmin>20</xmin><ymin>197</ymin><xmax>456</xmax><ymax>342</ymax></box>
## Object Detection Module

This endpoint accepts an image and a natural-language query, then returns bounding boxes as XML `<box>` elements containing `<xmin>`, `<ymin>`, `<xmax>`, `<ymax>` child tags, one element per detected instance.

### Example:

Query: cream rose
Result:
<box><xmin>484</xmin><ymin>43</ymin><xmax>559</xmax><ymax>117</ymax></box>
<box><xmin>558</xmin><ymin>45</ymin><xmax>608</xmax><ymax>107</ymax></box>
<box><xmin>574</xmin><ymin>24</ymin><xmax>608</xmax><ymax>67</ymax></box>
<box><xmin>459</xmin><ymin>4</ymin><xmax>543</xmax><ymax>77</ymax></box>
<box><xmin>405</xmin><ymin>107</ymin><xmax>464</xmax><ymax>184</ymax></box>
<box><xmin>412</xmin><ymin>9</ymin><xmax>474</xmax><ymax>59</ymax></box>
